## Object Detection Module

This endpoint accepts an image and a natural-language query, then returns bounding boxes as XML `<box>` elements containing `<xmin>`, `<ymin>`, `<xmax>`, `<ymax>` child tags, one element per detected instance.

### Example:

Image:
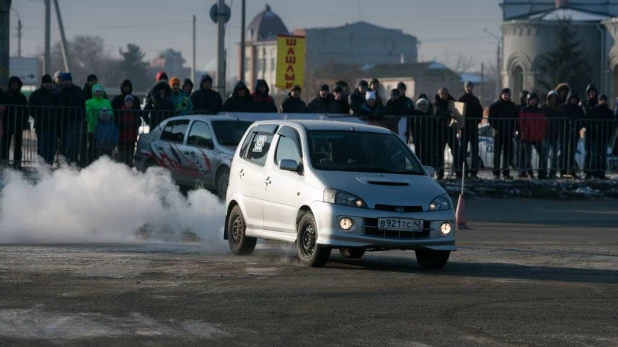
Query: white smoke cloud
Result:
<box><xmin>0</xmin><ymin>158</ymin><xmax>228</xmax><ymax>252</ymax></box>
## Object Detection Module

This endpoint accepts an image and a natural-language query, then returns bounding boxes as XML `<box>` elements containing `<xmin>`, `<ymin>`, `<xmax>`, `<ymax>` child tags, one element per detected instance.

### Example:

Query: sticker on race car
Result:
<box><xmin>252</xmin><ymin>135</ymin><xmax>267</xmax><ymax>153</ymax></box>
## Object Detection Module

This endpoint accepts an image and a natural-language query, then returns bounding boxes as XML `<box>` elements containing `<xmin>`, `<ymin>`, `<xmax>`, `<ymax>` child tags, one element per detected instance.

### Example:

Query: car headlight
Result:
<box><xmin>429</xmin><ymin>194</ymin><xmax>452</xmax><ymax>211</ymax></box>
<box><xmin>323</xmin><ymin>188</ymin><xmax>366</xmax><ymax>208</ymax></box>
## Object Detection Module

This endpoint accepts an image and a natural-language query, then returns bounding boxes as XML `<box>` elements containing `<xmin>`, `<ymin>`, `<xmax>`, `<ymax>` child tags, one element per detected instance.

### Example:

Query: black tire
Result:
<box><xmin>415</xmin><ymin>250</ymin><xmax>450</xmax><ymax>269</ymax></box>
<box><xmin>297</xmin><ymin>212</ymin><xmax>331</xmax><ymax>267</ymax></box>
<box><xmin>216</xmin><ymin>167</ymin><xmax>230</xmax><ymax>201</ymax></box>
<box><xmin>339</xmin><ymin>248</ymin><xmax>365</xmax><ymax>259</ymax></box>
<box><xmin>227</xmin><ymin>205</ymin><xmax>256</xmax><ymax>255</ymax></box>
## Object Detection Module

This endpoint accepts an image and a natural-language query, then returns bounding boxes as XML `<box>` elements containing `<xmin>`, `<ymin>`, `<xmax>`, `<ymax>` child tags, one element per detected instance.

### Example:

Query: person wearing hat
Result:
<box><xmin>116</xmin><ymin>94</ymin><xmax>140</xmax><ymax>167</ymax></box>
<box><xmin>583</xmin><ymin>94</ymin><xmax>614</xmax><ymax>179</ymax></box>
<box><xmin>517</xmin><ymin>92</ymin><xmax>548</xmax><ymax>179</ymax></box>
<box><xmin>29</xmin><ymin>74</ymin><xmax>59</xmax><ymax>165</ymax></box>
<box><xmin>280</xmin><ymin>85</ymin><xmax>307</xmax><ymax>114</ymax></box>
<box><xmin>0</xmin><ymin>76</ymin><xmax>29</xmax><ymax>169</ymax></box>
<box><xmin>433</xmin><ymin>87</ymin><xmax>460</xmax><ymax>179</ymax></box>
<box><xmin>169</xmin><ymin>77</ymin><xmax>193</xmax><ymax>116</ymax></box>
<box><xmin>396</xmin><ymin>82</ymin><xmax>415</xmax><ymax>115</ymax></box>
<box><xmin>373</xmin><ymin>88</ymin><xmax>407</xmax><ymax>133</ymax></box>
<box><xmin>542</xmin><ymin>90</ymin><xmax>563</xmax><ymax>179</ymax></box>
<box><xmin>83</xmin><ymin>74</ymin><xmax>106</xmax><ymax>102</ymax></box>
<box><xmin>307</xmin><ymin>84</ymin><xmax>341</xmax><ymax>114</ymax></box>
<box><xmin>458</xmin><ymin>81</ymin><xmax>483</xmax><ymax>179</ymax></box>
<box><xmin>111</xmin><ymin>79</ymin><xmax>141</xmax><ymax>112</ymax></box>
<box><xmin>489</xmin><ymin>88</ymin><xmax>519</xmax><ymax>179</ymax></box>
<box><xmin>52</xmin><ymin>71</ymin><xmax>64</xmax><ymax>95</ymax></box>
<box><xmin>409</xmin><ymin>98</ymin><xmax>439</xmax><ymax>171</ymax></box>
<box><xmin>85</xmin><ymin>83</ymin><xmax>115</xmax><ymax>164</ymax></box>
<box><xmin>190</xmin><ymin>74</ymin><xmax>223</xmax><ymax>114</ymax></box>
<box><xmin>349</xmin><ymin>80</ymin><xmax>370</xmax><ymax>115</ymax></box>
<box><xmin>358</xmin><ymin>90</ymin><xmax>385</xmax><ymax>126</ymax></box>
<box><xmin>182</xmin><ymin>79</ymin><xmax>194</xmax><ymax>96</ymax></box>
<box><xmin>56</xmin><ymin>72</ymin><xmax>85</xmax><ymax>165</ymax></box>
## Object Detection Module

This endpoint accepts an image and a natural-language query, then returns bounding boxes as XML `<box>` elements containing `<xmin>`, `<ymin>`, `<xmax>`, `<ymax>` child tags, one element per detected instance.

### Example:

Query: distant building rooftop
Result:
<box><xmin>247</xmin><ymin>4</ymin><xmax>289</xmax><ymax>41</ymax></box>
<box><xmin>356</xmin><ymin>61</ymin><xmax>459</xmax><ymax>80</ymax></box>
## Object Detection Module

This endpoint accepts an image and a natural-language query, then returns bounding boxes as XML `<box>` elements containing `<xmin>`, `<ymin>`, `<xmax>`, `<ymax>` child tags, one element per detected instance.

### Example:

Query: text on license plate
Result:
<box><xmin>377</xmin><ymin>218</ymin><xmax>424</xmax><ymax>232</ymax></box>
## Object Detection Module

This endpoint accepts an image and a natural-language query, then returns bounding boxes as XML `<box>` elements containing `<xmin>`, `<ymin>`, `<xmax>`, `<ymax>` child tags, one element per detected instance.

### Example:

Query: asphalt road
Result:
<box><xmin>0</xmin><ymin>199</ymin><xmax>617</xmax><ymax>347</ymax></box>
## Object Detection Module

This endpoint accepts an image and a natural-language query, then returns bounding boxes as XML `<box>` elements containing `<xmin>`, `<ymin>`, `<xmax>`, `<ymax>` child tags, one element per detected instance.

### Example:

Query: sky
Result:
<box><xmin>9</xmin><ymin>0</ymin><xmax>503</xmax><ymax>78</ymax></box>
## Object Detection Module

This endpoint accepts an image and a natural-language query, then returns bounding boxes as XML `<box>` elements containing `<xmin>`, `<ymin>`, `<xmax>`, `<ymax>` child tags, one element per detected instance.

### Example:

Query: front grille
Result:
<box><xmin>374</xmin><ymin>204</ymin><xmax>424</xmax><ymax>213</ymax></box>
<box><xmin>363</xmin><ymin>219</ymin><xmax>431</xmax><ymax>239</ymax></box>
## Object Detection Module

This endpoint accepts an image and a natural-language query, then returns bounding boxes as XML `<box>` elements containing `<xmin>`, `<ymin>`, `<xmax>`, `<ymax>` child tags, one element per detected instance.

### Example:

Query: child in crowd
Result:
<box><xmin>117</xmin><ymin>95</ymin><xmax>140</xmax><ymax>166</ymax></box>
<box><xmin>94</xmin><ymin>108</ymin><xmax>119</xmax><ymax>159</ymax></box>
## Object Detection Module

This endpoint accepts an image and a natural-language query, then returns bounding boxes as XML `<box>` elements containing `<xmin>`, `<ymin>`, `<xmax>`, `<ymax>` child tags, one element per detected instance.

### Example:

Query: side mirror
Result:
<box><xmin>279</xmin><ymin>159</ymin><xmax>299</xmax><ymax>172</ymax></box>
<box><xmin>424</xmin><ymin>166</ymin><xmax>435</xmax><ymax>177</ymax></box>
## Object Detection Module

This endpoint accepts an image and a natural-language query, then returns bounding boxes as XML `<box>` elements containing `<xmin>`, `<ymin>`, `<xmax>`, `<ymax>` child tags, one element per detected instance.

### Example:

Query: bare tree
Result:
<box><xmin>441</xmin><ymin>53</ymin><xmax>476</xmax><ymax>74</ymax></box>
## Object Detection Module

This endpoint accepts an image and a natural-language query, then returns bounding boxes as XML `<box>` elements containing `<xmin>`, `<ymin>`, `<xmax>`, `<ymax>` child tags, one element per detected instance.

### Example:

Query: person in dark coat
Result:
<box><xmin>1</xmin><ymin>76</ymin><xmax>29</xmax><ymax>169</ymax></box>
<box><xmin>222</xmin><ymin>81</ymin><xmax>255</xmax><ymax>113</ymax></box>
<box><xmin>332</xmin><ymin>85</ymin><xmax>350</xmax><ymax>115</ymax></box>
<box><xmin>397</xmin><ymin>82</ymin><xmax>415</xmax><ymax>115</ymax></box>
<box><xmin>116</xmin><ymin>95</ymin><xmax>140</xmax><ymax>167</ymax></box>
<box><xmin>489</xmin><ymin>88</ymin><xmax>518</xmax><ymax>179</ymax></box>
<box><xmin>417</xmin><ymin>93</ymin><xmax>434</xmax><ymax>115</ymax></box>
<box><xmin>560</xmin><ymin>91</ymin><xmax>585</xmax><ymax>178</ymax></box>
<box><xmin>583</xmin><ymin>94</ymin><xmax>614</xmax><ymax>179</ymax></box>
<box><xmin>355</xmin><ymin>91</ymin><xmax>385</xmax><ymax>126</ymax></box>
<box><xmin>375</xmin><ymin>89</ymin><xmax>407</xmax><ymax>133</ymax></box>
<box><xmin>369</xmin><ymin>78</ymin><xmax>383</xmax><ymax>105</ymax></box>
<box><xmin>56</xmin><ymin>73</ymin><xmax>85</xmax><ymax>165</ymax></box>
<box><xmin>433</xmin><ymin>87</ymin><xmax>460</xmax><ymax>179</ymax></box>
<box><xmin>251</xmin><ymin>79</ymin><xmax>277</xmax><ymax>113</ymax></box>
<box><xmin>409</xmin><ymin>98</ymin><xmax>440</xmax><ymax>172</ymax></box>
<box><xmin>111</xmin><ymin>79</ymin><xmax>141</xmax><ymax>112</ymax></box>
<box><xmin>307</xmin><ymin>84</ymin><xmax>341</xmax><ymax>114</ymax></box>
<box><xmin>458</xmin><ymin>81</ymin><xmax>483</xmax><ymax>179</ymax></box>
<box><xmin>513</xmin><ymin>90</ymin><xmax>529</xmax><ymax>173</ymax></box>
<box><xmin>143</xmin><ymin>81</ymin><xmax>175</xmax><ymax>129</ymax></box>
<box><xmin>580</xmin><ymin>83</ymin><xmax>599</xmax><ymax>178</ymax></box>
<box><xmin>182</xmin><ymin>79</ymin><xmax>194</xmax><ymax>96</ymax></box>
<box><xmin>190</xmin><ymin>75</ymin><xmax>223</xmax><ymax>114</ymax></box>
<box><xmin>280</xmin><ymin>85</ymin><xmax>307</xmax><ymax>113</ymax></box>
<box><xmin>555</xmin><ymin>83</ymin><xmax>570</xmax><ymax>105</ymax></box>
<box><xmin>543</xmin><ymin>90</ymin><xmax>564</xmax><ymax>179</ymax></box>
<box><xmin>29</xmin><ymin>74</ymin><xmax>59</xmax><ymax>165</ymax></box>
<box><xmin>349</xmin><ymin>80</ymin><xmax>369</xmax><ymax>115</ymax></box>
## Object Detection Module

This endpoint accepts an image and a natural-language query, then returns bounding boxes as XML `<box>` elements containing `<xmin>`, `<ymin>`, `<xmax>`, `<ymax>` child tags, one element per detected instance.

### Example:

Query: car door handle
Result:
<box><xmin>264</xmin><ymin>177</ymin><xmax>271</xmax><ymax>185</ymax></box>
<box><xmin>238</xmin><ymin>169</ymin><xmax>245</xmax><ymax>178</ymax></box>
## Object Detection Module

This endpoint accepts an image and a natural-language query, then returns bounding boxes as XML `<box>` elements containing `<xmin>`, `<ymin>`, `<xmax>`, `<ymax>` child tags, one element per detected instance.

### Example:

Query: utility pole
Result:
<box><xmin>192</xmin><ymin>15</ymin><xmax>196</xmax><ymax>84</ymax></box>
<box><xmin>53</xmin><ymin>0</ymin><xmax>70</xmax><ymax>72</ymax></box>
<box><xmin>216</xmin><ymin>0</ymin><xmax>226</xmax><ymax>97</ymax></box>
<box><xmin>0</xmin><ymin>0</ymin><xmax>11</xmax><ymax>89</ymax></box>
<box><xmin>483</xmin><ymin>28</ymin><xmax>501</xmax><ymax>98</ymax></box>
<box><xmin>44</xmin><ymin>0</ymin><xmax>50</xmax><ymax>74</ymax></box>
<box><xmin>16</xmin><ymin>18</ymin><xmax>21</xmax><ymax>57</ymax></box>
<box><xmin>480</xmin><ymin>62</ymin><xmax>484</xmax><ymax>105</ymax></box>
<box><xmin>240</xmin><ymin>0</ymin><xmax>245</xmax><ymax>83</ymax></box>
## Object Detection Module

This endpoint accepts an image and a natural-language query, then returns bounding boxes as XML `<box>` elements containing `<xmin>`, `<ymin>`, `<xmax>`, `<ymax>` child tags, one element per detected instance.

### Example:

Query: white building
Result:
<box><xmin>501</xmin><ymin>0</ymin><xmax>618</xmax><ymax>99</ymax></box>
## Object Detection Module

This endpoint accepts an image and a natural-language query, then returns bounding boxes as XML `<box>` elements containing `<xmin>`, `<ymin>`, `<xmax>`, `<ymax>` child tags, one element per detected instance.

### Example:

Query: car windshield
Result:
<box><xmin>212</xmin><ymin>120</ymin><xmax>253</xmax><ymax>146</ymax></box>
<box><xmin>307</xmin><ymin>130</ymin><xmax>425</xmax><ymax>175</ymax></box>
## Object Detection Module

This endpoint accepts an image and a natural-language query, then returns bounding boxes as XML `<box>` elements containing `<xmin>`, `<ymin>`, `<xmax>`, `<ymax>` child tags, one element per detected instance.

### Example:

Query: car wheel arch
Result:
<box><xmin>295</xmin><ymin>206</ymin><xmax>312</xmax><ymax>242</ymax></box>
<box><xmin>224</xmin><ymin>200</ymin><xmax>239</xmax><ymax>240</ymax></box>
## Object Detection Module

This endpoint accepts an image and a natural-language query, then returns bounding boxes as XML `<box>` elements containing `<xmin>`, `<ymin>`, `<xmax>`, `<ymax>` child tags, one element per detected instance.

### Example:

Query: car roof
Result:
<box><xmin>165</xmin><ymin>115</ymin><xmax>251</xmax><ymax>123</ymax></box>
<box><xmin>252</xmin><ymin>119</ymin><xmax>393</xmax><ymax>134</ymax></box>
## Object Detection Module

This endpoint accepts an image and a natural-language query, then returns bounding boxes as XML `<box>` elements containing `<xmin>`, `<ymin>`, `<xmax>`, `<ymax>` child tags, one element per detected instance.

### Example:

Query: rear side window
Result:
<box><xmin>160</xmin><ymin>120</ymin><xmax>190</xmax><ymax>143</ymax></box>
<box><xmin>244</xmin><ymin>132</ymin><xmax>274</xmax><ymax>167</ymax></box>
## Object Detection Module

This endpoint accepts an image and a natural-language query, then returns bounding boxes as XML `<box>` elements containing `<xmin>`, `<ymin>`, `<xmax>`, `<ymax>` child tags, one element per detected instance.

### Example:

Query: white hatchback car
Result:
<box><xmin>224</xmin><ymin>120</ymin><xmax>456</xmax><ymax>268</ymax></box>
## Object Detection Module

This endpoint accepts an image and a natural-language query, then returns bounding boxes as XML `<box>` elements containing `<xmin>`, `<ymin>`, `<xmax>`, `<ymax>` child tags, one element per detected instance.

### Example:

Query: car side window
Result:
<box><xmin>275</xmin><ymin>135</ymin><xmax>301</xmax><ymax>165</ymax></box>
<box><xmin>245</xmin><ymin>132</ymin><xmax>274</xmax><ymax>167</ymax></box>
<box><xmin>160</xmin><ymin>120</ymin><xmax>189</xmax><ymax>144</ymax></box>
<box><xmin>187</xmin><ymin>121</ymin><xmax>213</xmax><ymax>148</ymax></box>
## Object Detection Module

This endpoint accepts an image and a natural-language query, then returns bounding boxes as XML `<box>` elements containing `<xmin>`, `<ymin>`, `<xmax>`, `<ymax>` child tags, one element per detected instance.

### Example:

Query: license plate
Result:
<box><xmin>377</xmin><ymin>218</ymin><xmax>424</xmax><ymax>232</ymax></box>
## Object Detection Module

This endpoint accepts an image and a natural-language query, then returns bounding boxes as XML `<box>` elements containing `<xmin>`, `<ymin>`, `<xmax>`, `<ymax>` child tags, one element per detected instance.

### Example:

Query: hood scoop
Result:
<box><xmin>357</xmin><ymin>176</ymin><xmax>410</xmax><ymax>186</ymax></box>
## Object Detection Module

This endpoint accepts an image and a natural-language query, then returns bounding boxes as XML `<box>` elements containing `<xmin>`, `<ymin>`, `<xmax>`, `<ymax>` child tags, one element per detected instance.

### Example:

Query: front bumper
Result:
<box><xmin>310</xmin><ymin>201</ymin><xmax>456</xmax><ymax>251</ymax></box>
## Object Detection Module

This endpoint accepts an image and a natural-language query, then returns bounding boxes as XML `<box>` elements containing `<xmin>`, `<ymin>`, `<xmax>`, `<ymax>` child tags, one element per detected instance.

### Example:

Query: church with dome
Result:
<box><xmin>501</xmin><ymin>0</ymin><xmax>618</xmax><ymax>99</ymax></box>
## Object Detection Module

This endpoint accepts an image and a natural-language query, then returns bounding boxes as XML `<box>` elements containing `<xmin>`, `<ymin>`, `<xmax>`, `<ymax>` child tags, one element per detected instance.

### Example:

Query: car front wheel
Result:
<box><xmin>297</xmin><ymin>212</ymin><xmax>331</xmax><ymax>267</ymax></box>
<box><xmin>415</xmin><ymin>250</ymin><xmax>450</xmax><ymax>269</ymax></box>
<box><xmin>227</xmin><ymin>205</ymin><xmax>256</xmax><ymax>255</ymax></box>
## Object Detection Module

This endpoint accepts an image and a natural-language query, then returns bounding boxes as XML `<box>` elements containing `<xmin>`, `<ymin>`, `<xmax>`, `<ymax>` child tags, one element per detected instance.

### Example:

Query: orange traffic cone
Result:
<box><xmin>456</xmin><ymin>194</ymin><xmax>471</xmax><ymax>230</ymax></box>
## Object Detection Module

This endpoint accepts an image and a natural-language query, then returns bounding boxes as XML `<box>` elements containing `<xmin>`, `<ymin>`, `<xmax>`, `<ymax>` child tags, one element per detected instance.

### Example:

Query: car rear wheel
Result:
<box><xmin>227</xmin><ymin>205</ymin><xmax>256</xmax><ymax>255</ymax></box>
<box><xmin>297</xmin><ymin>212</ymin><xmax>331</xmax><ymax>267</ymax></box>
<box><xmin>415</xmin><ymin>250</ymin><xmax>450</xmax><ymax>269</ymax></box>
<box><xmin>216</xmin><ymin>167</ymin><xmax>230</xmax><ymax>201</ymax></box>
<box><xmin>339</xmin><ymin>248</ymin><xmax>365</xmax><ymax>259</ymax></box>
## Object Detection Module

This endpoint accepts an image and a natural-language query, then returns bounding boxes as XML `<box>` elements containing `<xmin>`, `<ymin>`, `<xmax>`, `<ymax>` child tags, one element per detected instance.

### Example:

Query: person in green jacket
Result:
<box><xmin>85</xmin><ymin>84</ymin><xmax>114</xmax><ymax>165</ymax></box>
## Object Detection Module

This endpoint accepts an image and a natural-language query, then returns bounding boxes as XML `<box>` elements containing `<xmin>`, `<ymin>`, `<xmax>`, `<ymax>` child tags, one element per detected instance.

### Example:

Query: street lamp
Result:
<box><xmin>11</xmin><ymin>8</ymin><xmax>21</xmax><ymax>57</ymax></box>
<box><xmin>484</xmin><ymin>28</ymin><xmax>501</xmax><ymax>98</ymax></box>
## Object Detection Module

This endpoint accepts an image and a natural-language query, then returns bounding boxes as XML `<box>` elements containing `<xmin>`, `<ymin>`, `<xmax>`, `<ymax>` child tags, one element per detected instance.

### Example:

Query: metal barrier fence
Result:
<box><xmin>1</xmin><ymin>105</ymin><xmax>617</xmax><ymax>177</ymax></box>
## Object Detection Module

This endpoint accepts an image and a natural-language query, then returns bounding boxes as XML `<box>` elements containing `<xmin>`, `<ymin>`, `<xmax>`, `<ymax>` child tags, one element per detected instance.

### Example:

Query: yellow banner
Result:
<box><xmin>275</xmin><ymin>35</ymin><xmax>306</xmax><ymax>90</ymax></box>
